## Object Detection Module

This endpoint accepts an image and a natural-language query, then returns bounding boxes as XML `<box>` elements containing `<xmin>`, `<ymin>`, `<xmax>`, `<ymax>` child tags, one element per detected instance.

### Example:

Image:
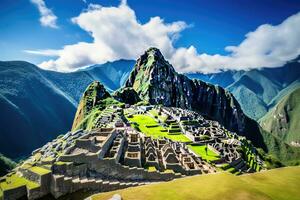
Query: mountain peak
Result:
<box><xmin>145</xmin><ymin>47</ymin><xmax>164</xmax><ymax>58</ymax></box>
<box><xmin>125</xmin><ymin>48</ymin><xmax>175</xmax><ymax>92</ymax></box>
<box><xmin>123</xmin><ymin>49</ymin><xmax>247</xmax><ymax>136</ymax></box>
<box><xmin>71</xmin><ymin>81</ymin><xmax>110</xmax><ymax>130</ymax></box>
<box><xmin>133</xmin><ymin>47</ymin><xmax>175</xmax><ymax>74</ymax></box>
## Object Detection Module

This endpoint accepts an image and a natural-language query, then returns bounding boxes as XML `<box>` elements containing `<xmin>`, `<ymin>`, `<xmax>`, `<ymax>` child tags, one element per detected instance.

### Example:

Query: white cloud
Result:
<box><xmin>30</xmin><ymin>0</ymin><xmax>58</xmax><ymax>28</ymax></box>
<box><xmin>32</xmin><ymin>1</ymin><xmax>187</xmax><ymax>72</ymax></box>
<box><xmin>171</xmin><ymin>12</ymin><xmax>300</xmax><ymax>73</ymax></box>
<box><xmin>23</xmin><ymin>49</ymin><xmax>61</xmax><ymax>56</ymax></box>
<box><xmin>26</xmin><ymin>1</ymin><xmax>300</xmax><ymax>73</ymax></box>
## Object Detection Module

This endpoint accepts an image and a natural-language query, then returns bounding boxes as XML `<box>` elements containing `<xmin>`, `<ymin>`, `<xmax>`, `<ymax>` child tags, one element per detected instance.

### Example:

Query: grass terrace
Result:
<box><xmin>147</xmin><ymin>166</ymin><xmax>157</xmax><ymax>172</ymax></box>
<box><xmin>241</xmin><ymin>140</ymin><xmax>261</xmax><ymax>171</ymax></box>
<box><xmin>148</xmin><ymin>109</ymin><xmax>168</xmax><ymax>122</ymax></box>
<box><xmin>126</xmin><ymin>114</ymin><xmax>190</xmax><ymax>142</ymax></box>
<box><xmin>29</xmin><ymin>166</ymin><xmax>51</xmax><ymax>175</ymax></box>
<box><xmin>0</xmin><ymin>173</ymin><xmax>40</xmax><ymax>198</ymax></box>
<box><xmin>91</xmin><ymin>166</ymin><xmax>300</xmax><ymax>200</ymax></box>
<box><xmin>188</xmin><ymin>145</ymin><xmax>220</xmax><ymax>162</ymax></box>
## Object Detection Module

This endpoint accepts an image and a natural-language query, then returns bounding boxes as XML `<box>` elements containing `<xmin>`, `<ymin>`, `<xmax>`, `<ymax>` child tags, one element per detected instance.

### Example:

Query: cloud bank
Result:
<box><xmin>30</xmin><ymin>0</ymin><xmax>58</xmax><ymax>28</ymax></box>
<box><xmin>27</xmin><ymin>1</ymin><xmax>300</xmax><ymax>73</ymax></box>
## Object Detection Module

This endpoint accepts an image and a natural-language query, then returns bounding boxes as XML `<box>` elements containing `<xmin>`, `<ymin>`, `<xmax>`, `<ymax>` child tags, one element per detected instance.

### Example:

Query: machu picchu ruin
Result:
<box><xmin>1</xmin><ymin>48</ymin><xmax>265</xmax><ymax>200</ymax></box>
<box><xmin>0</xmin><ymin>102</ymin><xmax>263</xmax><ymax>199</ymax></box>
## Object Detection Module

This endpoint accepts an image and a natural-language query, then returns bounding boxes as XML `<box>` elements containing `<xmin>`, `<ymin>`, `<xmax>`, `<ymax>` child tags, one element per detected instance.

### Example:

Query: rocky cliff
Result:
<box><xmin>125</xmin><ymin>48</ymin><xmax>245</xmax><ymax>134</ymax></box>
<box><xmin>113</xmin><ymin>87</ymin><xmax>141</xmax><ymax>105</ymax></box>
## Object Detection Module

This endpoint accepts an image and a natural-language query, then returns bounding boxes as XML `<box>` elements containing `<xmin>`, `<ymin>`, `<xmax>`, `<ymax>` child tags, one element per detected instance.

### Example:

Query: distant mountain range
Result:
<box><xmin>0</xmin><ymin>60</ymin><xmax>134</xmax><ymax>159</ymax></box>
<box><xmin>186</xmin><ymin>58</ymin><xmax>300</xmax><ymax>120</ymax></box>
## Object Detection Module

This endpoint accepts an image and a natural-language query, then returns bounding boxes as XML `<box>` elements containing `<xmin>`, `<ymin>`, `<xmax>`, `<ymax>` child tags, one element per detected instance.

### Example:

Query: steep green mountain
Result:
<box><xmin>187</xmin><ymin>58</ymin><xmax>300</xmax><ymax>120</ymax></box>
<box><xmin>0</xmin><ymin>61</ymin><xmax>76</xmax><ymax>158</ymax></box>
<box><xmin>0</xmin><ymin>60</ymin><xmax>134</xmax><ymax>159</ymax></box>
<box><xmin>123</xmin><ymin>48</ymin><xmax>300</xmax><ymax>164</ymax></box>
<box><xmin>260</xmin><ymin>87</ymin><xmax>300</xmax><ymax>146</ymax></box>
<box><xmin>42</xmin><ymin>59</ymin><xmax>134</xmax><ymax>101</ymax></box>
<box><xmin>72</xmin><ymin>81</ymin><xmax>111</xmax><ymax>131</ymax></box>
<box><xmin>125</xmin><ymin>48</ymin><xmax>246</xmax><ymax>135</ymax></box>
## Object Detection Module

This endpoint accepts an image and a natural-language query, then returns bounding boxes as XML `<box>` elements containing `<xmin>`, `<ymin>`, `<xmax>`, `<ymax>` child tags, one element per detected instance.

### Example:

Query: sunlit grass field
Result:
<box><xmin>126</xmin><ymin>114</ymin><xmax>190</xmax><ymax>142</ymax></box>
<box><xmin>187</xmin><ymin>144</ymin><xmax>220</xmax><ymax>162</ymax></box>
<box><xmin>91</xmin><ymin>166</ymin><xmax>300</xmax><ymax>200</ymax></box>
<box><xmin>0</xmin><ymin>174</ymin><xmax>39</xmax><ymax>198</ymax></box>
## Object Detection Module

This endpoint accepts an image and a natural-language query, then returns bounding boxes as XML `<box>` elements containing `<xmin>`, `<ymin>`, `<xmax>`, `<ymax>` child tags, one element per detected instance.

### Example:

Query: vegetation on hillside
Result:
<box><xmin>0</xmin><ymin>61</ymin><xmax>76</xmax><ymax>159</ymax></box>
<box><xmin>187</xmin><ymin>58</ymin><xmax>300</xmax><ymax>121</ymax></box>
<box><xmin>126</xmin><ymin>113</ymin><xmax>190</xmax><ymax>142</ymax></box>
<box><xmin>0</xmin><ymin>154</ymin><xmax>16</xmax><ymax>176</ymax></box>
<box><xmin>260</xmin><ymin>87</ymin><xmax>300</xmax><ymax>144</ymax></box>
<box><xmin>259</xmin><ymin>128</ymin><xmax>300</xmax><ymax>167</ymax></box>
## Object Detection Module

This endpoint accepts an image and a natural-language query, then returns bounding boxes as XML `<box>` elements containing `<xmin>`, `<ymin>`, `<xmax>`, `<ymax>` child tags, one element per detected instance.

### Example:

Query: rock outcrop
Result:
<box><xmin>113</xmin><ymin>87</ymin><xmax>141</xmax><ymax>105</ymax></box>
<box><xmin>125</xmin><ymin>47</ymin><xmax>245</xmax><ymax>134</ymax></box>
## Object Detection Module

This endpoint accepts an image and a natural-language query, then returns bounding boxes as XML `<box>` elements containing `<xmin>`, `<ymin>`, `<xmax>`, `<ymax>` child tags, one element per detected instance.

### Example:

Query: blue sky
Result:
<box><xmin>1</xmin><ymin>0</ymin><xmax>300</xmax><ymax>73</ymax></box>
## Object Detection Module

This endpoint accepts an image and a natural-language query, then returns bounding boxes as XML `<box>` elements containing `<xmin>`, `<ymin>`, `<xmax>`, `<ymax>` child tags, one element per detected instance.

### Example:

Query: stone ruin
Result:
<box><xmin>0</xmin><ymin>105</ymin><xmax>263</xmax><ymax>200</ymax></box>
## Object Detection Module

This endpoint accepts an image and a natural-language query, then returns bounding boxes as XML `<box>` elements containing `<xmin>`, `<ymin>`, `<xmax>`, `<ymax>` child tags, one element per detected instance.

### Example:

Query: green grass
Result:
<box><xmin>91</xmin><ymin>167</ymin><xmax>300</xmax><ymax>200</ymax></box>
<box><xmin>0</xmin><ymin>173</ymin><xmax>40</xmax><ymax>198</ymax></box>
<box><xmin>163</xmin><ymin>169</ymin><xmax>174</xmax><ymax>174</ymax></box>
<box><xmin>148</xmin><ymin>109</ymin><xmax>168</xmax><ymax>122</ymax></box>
<box><xmin>260</xmin><ymin>87</ymin><xmax>300</xmax><ymax>144</ymax></box>
<box><xmin>147</xmin><ymin>166</ymin><xmax>157</xmax><ymax>172</ymax></box>
<box><xmin>187</xmin><ymin>145</ymin><xmax>220</xmax><ymax>162</ymax></box>
<box><xmin>127</xmin><ymin>114</ymin><xmax>190</xmax><ymax>142</ymax></box>
<box><xmin>55</xmin><ymin>161</ymin><xmax>71</xmax><ymax>166</ymax></box>
<box><xmin>29</xmin><ymin>166</ymin><xmax>51</xmax><ymax>175</ymax></box>
<box><xmin>226</xmin><ymin>167</ymin><xmax>236</xmax><ymax>173</ymax></box>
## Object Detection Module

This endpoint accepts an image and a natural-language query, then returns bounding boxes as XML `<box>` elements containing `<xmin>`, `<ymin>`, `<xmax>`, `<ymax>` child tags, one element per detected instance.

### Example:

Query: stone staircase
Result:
<box><xmin>228</xmin><ymin>158</ymin><xmax>251</xmax><ymax>174</ymax></box>
<box><xmin>52</xmin><ymin>174</ymin><xmax>153</xmax><ymax>198</ymax></box>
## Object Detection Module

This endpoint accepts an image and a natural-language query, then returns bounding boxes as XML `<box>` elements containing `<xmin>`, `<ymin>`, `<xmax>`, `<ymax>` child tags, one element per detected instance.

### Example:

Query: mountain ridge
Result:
<box><xmin>260</xmin><ymin>86</ymin><xmax>300</xmax><ymax>146</ymax></box>
<box><xmin>186</xmin><ymin>58</ymin><xmax>300</xmax><ymax>120</ymax></box>
<box><xmin>0</xmin><ymin>60</ymin><xmax>134</xmax><ymax>159</ymax></box>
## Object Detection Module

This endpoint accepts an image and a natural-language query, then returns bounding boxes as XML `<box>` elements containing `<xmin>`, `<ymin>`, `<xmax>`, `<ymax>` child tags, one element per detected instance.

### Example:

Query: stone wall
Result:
<box><xmin>91</xmin><ymin>159</ymin><xmax>178</xmax><ymax>181</ymax></box>
<box><xmin>27</xmin><ymin>186</ymin><xmax>43</xmax><ymax>199</ymax></box>
<box><xmin>2</xmin><ymin>185</ymin><xmax>27</xmax><ymax>200</ymax></box>
<box><xmin>98</xmin><ymin>131</ymin><xmax>117</xmax><ymax>159</ymax></box>
<box><xmin>19</xmin><ymin>167</ymin><xmax>52</xmax><ymax>199</ymax></box>
<box><xmin>114</xmin><ymin>138</ymin><xmax>125</xmax><ymax>163</ymax></box>
<box><xmin>19</xmin><ymin>168</ymin><xmax>41</xmax><ymax>183</ymax></box>
<box><xmin>58</xmin><ymin>153</ymin><xmax>98</xmax><ymax>163</ymax></box>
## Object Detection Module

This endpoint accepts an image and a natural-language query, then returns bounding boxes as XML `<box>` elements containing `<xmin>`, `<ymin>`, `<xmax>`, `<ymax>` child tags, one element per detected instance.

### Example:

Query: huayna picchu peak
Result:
<box><xmin>126</xmin><ymin>48</ymin><xmax>246</xmax><ymax>136</ymax></box>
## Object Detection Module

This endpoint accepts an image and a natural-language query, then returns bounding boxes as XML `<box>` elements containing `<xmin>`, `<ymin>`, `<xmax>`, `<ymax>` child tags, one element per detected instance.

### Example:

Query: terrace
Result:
<box><xmin>126</xmin><ymin>114</ymin><xmax>190</xmax><ymax>142</ymax></box>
